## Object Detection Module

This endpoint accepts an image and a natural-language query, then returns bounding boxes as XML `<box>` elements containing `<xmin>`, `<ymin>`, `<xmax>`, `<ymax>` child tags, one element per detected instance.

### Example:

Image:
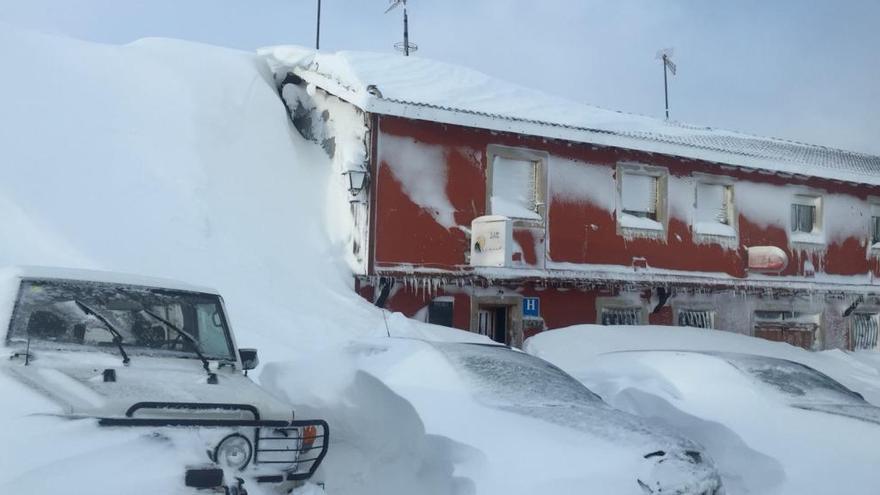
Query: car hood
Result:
<box><xmin>4</xmin><ymin>354</ymin><xmax>293</xmax><ymax>421</ymax></box>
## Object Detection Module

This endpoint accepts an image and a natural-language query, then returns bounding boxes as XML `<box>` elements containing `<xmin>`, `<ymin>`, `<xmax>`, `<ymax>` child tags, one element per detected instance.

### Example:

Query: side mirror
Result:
<box><xmin>239</xmin><ymin>348</ymin><xmax>259</xmax><ymax>371</ymax></box>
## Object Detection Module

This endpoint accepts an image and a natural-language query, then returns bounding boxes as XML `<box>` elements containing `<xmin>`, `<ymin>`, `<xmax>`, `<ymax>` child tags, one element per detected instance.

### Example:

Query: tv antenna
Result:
<box><xmin>385</xmin><ymin>0</ymin><xmax>417</xmax><ymax>56</ymax></box>
<box><xmin>656</xmin><ymin>48</ymin><xmax>677</xmax><ymax>120</ymax></box>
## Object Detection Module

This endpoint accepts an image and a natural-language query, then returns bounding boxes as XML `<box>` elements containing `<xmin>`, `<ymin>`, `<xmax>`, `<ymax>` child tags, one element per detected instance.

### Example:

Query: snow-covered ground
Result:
<box><xmin>525</xmin><ymin>325</ymin><xmax>880</xmax><ymax>494</ymax></box>
<box><xmin>0</xmin><ymin>24</ymin><xmax>724</xmax><ymax>495</ymax></box>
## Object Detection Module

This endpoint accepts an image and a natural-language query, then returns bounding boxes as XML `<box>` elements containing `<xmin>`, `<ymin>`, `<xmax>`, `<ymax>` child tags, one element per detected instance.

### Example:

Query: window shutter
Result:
<box><xmin>622</xmin><ymin>174</ymin><xmax>657</xmax><ymax>215</ymax></box>
<box><xmin>696</xmin><ymin>183</ymin><xmax>728</xmax><ymax>224</ymax></box>
<box><xmin>491</xmin><ymin>156</ymin><xmax>539</xmax><ymax>220</ymax></box>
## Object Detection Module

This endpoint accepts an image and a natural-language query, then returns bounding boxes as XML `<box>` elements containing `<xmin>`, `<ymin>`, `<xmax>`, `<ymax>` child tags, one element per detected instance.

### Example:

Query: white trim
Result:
<box><xmin>616</xmin><ymin>163</ymin><xmax>669</xmax><ymax>239</ymax></box>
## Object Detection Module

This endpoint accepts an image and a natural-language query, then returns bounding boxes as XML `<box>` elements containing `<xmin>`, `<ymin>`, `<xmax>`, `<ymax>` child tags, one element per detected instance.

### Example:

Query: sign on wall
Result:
<box><xmin>471</xmin><ymin>215</ymin><xmax>513</xmax><ymax>267</ymax></box>
<box><xmin>523</xmin><ymin>297</ymin><xmax>540</xmax><ymax>317</ymax></box>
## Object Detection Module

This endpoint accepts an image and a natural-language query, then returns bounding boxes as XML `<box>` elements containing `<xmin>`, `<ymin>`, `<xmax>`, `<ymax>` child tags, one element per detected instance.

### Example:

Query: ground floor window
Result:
<box><xmin>427</xmin><ymin>298</ymin><xmax>454</xmax><ymax>327</ymax></box>
<box><xmin>601</xmin><ymin>307</ymin><xmax>643</xmax><ymax>326</ymax></box>
<box><xmin>851</xmin><ymin>313</ymin><xmax>879</xmax><ymax>350</ymax></box>
<box><xmin>677</xmin><ymin>309</ymin><xmax>715</xmax><ymax>329</ymax></box>
<box><xmin>753</xmin><ymin>310</ymin><xmax>819</xmax><ymax>350</ymax></box>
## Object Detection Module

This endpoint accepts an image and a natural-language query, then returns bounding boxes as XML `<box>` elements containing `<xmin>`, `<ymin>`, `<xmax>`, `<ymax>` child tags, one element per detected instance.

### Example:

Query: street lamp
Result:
<box><xmin>342</xmin><ymin>169</ymin><xmax>369</xmax><ymax>196</ymax></box>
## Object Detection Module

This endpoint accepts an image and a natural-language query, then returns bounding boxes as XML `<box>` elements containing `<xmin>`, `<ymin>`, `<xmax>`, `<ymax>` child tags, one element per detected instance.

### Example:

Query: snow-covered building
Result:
<box><xmin>262</xmin><ymin>47</ymin><xmax>880</xmax><ymax>351</ymax></box>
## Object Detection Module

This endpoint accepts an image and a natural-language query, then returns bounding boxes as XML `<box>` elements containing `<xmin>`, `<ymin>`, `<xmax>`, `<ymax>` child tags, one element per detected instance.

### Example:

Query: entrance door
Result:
<box><xmin>477</xmin><ymin>306</ymin><xmax>508</xmax><ymax>345</ymax></box>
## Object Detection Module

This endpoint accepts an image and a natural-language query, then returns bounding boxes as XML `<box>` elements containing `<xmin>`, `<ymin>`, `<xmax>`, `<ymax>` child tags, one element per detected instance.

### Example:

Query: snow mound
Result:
<box><xmin>0</xmin><ymin>23</ymin><xmax>491</xmax><ymax>495</ymax></box>
<box><xmin>525</xmin><ymin>324</ymin><xmax>880</xmax><ymax>404</ymax></box>
<box><xmin>525</xmin><ymin>325</ymin><xmax>880</xmax><ymax>494</ymax></box>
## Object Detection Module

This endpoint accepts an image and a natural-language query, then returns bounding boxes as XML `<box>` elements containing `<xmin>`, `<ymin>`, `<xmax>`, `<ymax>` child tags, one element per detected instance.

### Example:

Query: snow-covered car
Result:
<box><xmin>428</xmin><ymin>343</ymin><xmax>724</xmax><ymax>494</ymax></box>
<box><xmin>578</xmin><ymin>350</ymin><xmax>880</xmax><ymax>495</ymax></box>
<box><xmin>0</xmin><ymin>267</ymin><xmax>328</xmax><ymax>494</ymax></box>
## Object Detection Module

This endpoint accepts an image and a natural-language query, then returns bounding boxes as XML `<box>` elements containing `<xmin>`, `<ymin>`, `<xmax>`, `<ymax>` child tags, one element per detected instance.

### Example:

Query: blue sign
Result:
<box><xmin>522</xmin><ymin>297</ymin><xmax>540</xmax><ymax>317</ymax></box>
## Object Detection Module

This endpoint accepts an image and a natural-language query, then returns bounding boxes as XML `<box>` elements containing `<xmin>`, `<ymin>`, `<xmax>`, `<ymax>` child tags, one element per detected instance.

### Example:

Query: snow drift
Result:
<box><xmin>525</xmin><ymin>325</ymin><xmax>880</xmax><ymax>494</ymax></box>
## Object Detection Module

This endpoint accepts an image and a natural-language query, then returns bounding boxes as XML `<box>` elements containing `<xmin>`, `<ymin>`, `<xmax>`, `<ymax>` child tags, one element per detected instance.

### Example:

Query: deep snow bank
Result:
<box><xmin>0</xmin><ymin>24</ymin><xmax>493</xmax><ymax>495</ymax></box>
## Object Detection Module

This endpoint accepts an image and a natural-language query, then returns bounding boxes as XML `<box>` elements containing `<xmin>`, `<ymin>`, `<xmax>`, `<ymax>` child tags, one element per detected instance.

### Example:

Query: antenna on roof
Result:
<box><xmin>315</xmin><ymin>0</ymin><xmax>322</xmax><ymax>49</ymax></box>
<box><xmin>656</xmin><ymin>48</ymin><xmax>677</xmax><ymax>120</ymax></box>
<box><xmin>385</xmin><ymin>0</ymin><xmax>417</xmax><ymax>56</ymax></box>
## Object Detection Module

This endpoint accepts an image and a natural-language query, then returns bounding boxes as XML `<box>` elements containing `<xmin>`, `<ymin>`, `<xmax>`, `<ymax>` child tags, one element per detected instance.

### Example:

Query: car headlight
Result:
<box><xmin>213</xmin><ymin>434</ymin><xmax>253</xmax><ymax>471</ymax></box>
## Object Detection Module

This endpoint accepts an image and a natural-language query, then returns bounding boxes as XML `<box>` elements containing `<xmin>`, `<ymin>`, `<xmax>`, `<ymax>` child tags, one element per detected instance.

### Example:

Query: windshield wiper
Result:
<box><xmin>74</xmin><ymin>300</ymin><xmax>130</xmax><ymax>365</ymax></box>
<box><xmin>139</xmin><ymin>308</ymin><xmax>213</xmax><ymax>378</ymax></box>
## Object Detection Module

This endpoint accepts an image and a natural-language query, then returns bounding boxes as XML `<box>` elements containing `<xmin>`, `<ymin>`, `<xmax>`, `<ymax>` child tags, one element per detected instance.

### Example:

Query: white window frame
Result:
<box><xmin>692</xmin><ymin>174</ymin><xmax>736</xmax><ymax>239</ymax></box>
<box><xmin>616</xmin><ymin>163</ymin><xmax>668</xmax><ymax>237</ymax></box>
<box><xmin>789</xmin><ymin>194</ymin><xmax>824</xmax><ymax>245</ymax></box>
<box><xmin>486</xmin><ymin>145</ymin><xmax>547</xmax><ymax>226</ymax></box>
<box><xmin>596</xmin><ymin>297</ymin><xmax>648</xmax><ymax>326</ymax></box>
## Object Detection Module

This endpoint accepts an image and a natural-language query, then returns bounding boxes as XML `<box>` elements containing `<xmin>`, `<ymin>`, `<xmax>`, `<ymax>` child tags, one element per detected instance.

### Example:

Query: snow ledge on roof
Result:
<box><xmin>259</xmin><ymin>45</ymin><xmax>880</xmax><ymax>188</ymax></box>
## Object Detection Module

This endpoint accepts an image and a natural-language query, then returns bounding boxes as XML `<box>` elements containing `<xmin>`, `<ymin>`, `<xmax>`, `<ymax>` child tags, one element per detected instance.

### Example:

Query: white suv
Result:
<box><xmin>1</xmin><ymin>267</ymin><xmax>328</xmax><ymax>494</ymax></box>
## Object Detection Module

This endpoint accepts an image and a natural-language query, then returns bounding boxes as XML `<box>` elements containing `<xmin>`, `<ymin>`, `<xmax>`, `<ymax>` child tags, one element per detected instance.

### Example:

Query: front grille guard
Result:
<box><xmin>98</xmin><ymin>401</ymin><xmax>329</xmax><ymax>481</ymax></box>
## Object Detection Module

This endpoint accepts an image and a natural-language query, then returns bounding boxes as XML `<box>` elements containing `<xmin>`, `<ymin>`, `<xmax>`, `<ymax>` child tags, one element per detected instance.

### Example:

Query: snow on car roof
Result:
<box><xmin>8</xmin><ymin>266</ymin><xmax>219</xmax><ymax>295</ymax></box>
<box><xmin>260</xmin><ymin>45</ymin><xmax>880</xmax><ymax>187</ymax></box>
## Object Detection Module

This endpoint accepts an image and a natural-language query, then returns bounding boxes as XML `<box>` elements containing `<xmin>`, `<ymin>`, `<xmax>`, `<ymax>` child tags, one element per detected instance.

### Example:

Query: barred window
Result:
<box><xmin>601</xmin><ymin>307</ymin><xmax>643</xmax><ymax>326</ymax></box>
<box><xmin>678</xmin><ymin>310</ymin><xmax>715</xmax><ymax>329</ymax></box>
<box><xmin>852</xmin><ymin>314</ymin><xmax>879</xmax><ymax>350</ymax></box>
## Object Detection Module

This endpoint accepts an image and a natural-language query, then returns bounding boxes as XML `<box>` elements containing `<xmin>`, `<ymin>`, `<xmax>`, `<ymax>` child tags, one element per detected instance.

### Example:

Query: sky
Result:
<box><xmin>2</xmin><ymin>0</ymin><xmax>877</xmax><ymax>155</ymax></box>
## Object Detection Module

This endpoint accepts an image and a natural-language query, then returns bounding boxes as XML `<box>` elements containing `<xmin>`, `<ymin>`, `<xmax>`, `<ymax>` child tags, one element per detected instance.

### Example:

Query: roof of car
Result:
<box><xmin>9</xmin><ymin>266</ymin><xmax>220</xmax><ymax>295</ymax></box>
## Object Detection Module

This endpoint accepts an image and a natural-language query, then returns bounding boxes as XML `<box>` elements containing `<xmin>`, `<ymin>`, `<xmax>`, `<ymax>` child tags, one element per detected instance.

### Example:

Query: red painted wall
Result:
<box><xmin>372</xmin><ymin>115</ymin><xmax>880</xmax><ymax>280</ymax></box>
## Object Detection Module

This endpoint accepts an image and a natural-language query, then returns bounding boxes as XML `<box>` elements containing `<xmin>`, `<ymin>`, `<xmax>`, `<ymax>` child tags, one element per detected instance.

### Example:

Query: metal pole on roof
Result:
<box><xmin>403</xmin><ymin>3</ymin><xmax>409</xmax><ymax>56</ymax></box>
<box><xmin>656</xmin><ymin>48</ymin><xmax>676</xmax><ymax>120</ymax></box>
<box><xmin>663</xmin><ymin>55</ymin><xmax>669</xmax><ymax>120</ymax></box>
<box><xmin>387</xmin><ymin>0</ymin><xmax>417</xmax><ymax>55</ymax></box>
<box><xmin>316</xmin><ymin>0</ymin><xmax>322</xmax><ymax>49</ymax></box>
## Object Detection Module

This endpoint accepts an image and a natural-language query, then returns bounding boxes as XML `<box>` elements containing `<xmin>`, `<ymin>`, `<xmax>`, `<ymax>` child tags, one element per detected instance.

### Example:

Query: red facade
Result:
<box><xmin>354</xmin><ymin>114</ymin><xmax>880</xmax><ymax>350</ymax></box>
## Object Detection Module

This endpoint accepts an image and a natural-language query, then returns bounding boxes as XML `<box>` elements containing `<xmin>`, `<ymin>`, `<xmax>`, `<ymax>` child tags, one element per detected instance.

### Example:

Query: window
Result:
<box><xmin>621</xmin><ymin>173</ymin><xmax>658</xmax><ymax>220</ymax></box>
<box><xmin>791</xmin><ymin>204</ymin><xmax>815</xmax><ymax>233</ymax></box>
<box><xmin>618</xmin><ymin>165</ymin><xmax>667</xmax><ymax>232</ymax></box>
<box><xmin>677</xmin><ymin>309</ymin><xmax>715</xmax><ymax>329</ymax></box>
<box><xmin>851</xmin><ymin>313</ymin><xmax>879</xmax><ymax>350</ymax></box>
<box><xmin>487</xmin><ymin>146</ymin><xmax>546</xmax><ymax>222</ymax></box>
<box><xmin>694</xmin><ymin>182</ymin><xmax>735</xmax><ymax>237</ymax></box>
<box><xmin>870</xmin><ymin>204</ymin><xmax>880</xmax><ymax>247</ymax></box>
<box><xmin>600</xmin><ymin>307</ymin><xmax>643</xmax><ymax>325</ymax></box>
<box><xmin>790</xmin><ymin>195</ymin><xmax>820</xmax><ymax>233</ymax></box>
<box><xmin>427</xmin><ymin>298</ymin><xmax>454</xmax><ymax>327</ymax></box>
<box><xmin>872</xmin><ymin>216</ymin><xmax>880</xmax><ymax>246</ymax></box>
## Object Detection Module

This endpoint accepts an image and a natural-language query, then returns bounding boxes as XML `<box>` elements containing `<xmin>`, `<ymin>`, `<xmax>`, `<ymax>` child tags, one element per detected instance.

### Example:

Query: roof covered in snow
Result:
<box><xmin>260</xmin><ymin>46</ymin><xmax>880</xmax><ymax>187</ymax></box>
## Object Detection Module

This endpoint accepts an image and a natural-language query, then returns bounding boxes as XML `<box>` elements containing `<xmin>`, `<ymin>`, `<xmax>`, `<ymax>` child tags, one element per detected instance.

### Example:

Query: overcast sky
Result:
<box><xmin>3</xmin><ymin>0</ymin><xmax>877</xmax><ymax>155</ymax></box>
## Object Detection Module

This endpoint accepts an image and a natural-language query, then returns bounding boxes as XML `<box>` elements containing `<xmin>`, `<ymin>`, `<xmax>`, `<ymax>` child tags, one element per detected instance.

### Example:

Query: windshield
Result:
<box><xmin>6</xmin><ymin>279</ymin><xmax>235</xmax><ymax>361</ymax></box>
<box><xmin>720</xmin><ymin>353</ymin><xmax>864</xmax><ymax>405</ymax></box>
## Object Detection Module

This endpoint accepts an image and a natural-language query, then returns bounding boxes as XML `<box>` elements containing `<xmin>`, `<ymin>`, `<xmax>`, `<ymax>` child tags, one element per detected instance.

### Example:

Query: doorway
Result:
<box><xmin>470</xmin><ymin>294</ymin><xmax>522</xmax><ymax>347</ymax></box>
<box><xmin>477</xmin><ymin>306</ymin><xmax>509</xmax><ymax>344</ymax></box>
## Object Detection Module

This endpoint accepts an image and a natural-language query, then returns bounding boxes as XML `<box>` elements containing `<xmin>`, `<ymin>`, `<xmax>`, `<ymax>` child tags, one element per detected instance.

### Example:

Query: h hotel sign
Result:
<box><xmin>470</xmin><ymin>216</ymin><xmax>513</xmax><ymax>267</ymax></box>
<box><xmin>523</xmin><ymin>297</ymin><xmax>540</xmax><ymax>317</ymax></box>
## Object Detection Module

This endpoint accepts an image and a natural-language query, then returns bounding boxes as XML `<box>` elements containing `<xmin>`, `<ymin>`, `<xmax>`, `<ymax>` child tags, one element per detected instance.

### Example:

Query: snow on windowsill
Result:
<box><xmin>693</xmin><ymin>222</ymin><xmax>736</xmax><ymax>238</ymax></box>
<box><xmin>490</xmin><ymin>196</ymin><xmax>542</xmax><ymax>222</ymax></box>
<box><xmin>619</xmin><ymin>213</ymin><xmax>663</xmax><ymax>231</ymax></box>
<box><xmin>790</xmin><ymin>231</ymin><xmax>826</xmax><ymax>246</ymax></box>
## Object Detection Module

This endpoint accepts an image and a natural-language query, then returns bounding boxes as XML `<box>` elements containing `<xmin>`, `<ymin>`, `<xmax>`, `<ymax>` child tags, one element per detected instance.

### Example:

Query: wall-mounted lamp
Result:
<box><xmin>342</xmin><ymin>169</ymin><xmax>369</xmax><ymax>196</ymax></box>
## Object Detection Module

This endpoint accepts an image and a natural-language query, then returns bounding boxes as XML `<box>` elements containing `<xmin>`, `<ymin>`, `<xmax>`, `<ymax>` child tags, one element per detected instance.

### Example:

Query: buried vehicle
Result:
<box><xmin>0</xmin><ymin>267</ymin><xmax>328</xmax><ymax>494</ymax></box>
<box><xmin>428</xmin><ymin>343</ymin><xmax>724</xmax><ymax>494</ymax></box>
